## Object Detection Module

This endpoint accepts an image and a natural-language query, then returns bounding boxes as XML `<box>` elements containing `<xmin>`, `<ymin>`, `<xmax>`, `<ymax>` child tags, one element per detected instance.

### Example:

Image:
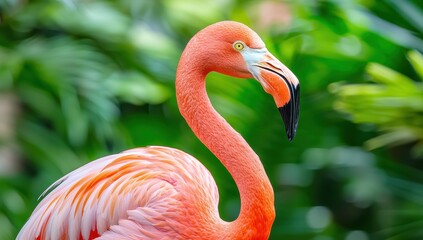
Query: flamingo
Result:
<box><xmin>17</xmin><ymin>21</ymin><xmax>300</xmax><ymax>240</ymax></box>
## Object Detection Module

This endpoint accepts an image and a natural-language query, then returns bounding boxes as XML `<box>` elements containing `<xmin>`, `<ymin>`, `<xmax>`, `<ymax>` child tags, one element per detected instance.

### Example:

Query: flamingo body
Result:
<box><xmin>19</xmin><ymin>147</ymin><xmax>220</xmax><ymax>239</ymax></box>
<box><xmin>18</xmin><ymin>21</ymin><xmax>300</xmax><ymax>240</ymax></box>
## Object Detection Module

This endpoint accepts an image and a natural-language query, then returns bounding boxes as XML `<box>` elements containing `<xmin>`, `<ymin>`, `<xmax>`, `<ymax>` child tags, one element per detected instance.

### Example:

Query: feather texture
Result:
<box><xmin>17</xmin><ymin>147</ymin><xmax>220</xmax><ymax>240</ymax></box>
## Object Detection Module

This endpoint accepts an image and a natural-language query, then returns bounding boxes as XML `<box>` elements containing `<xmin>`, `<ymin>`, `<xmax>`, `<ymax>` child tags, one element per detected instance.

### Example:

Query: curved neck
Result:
<box><xmin>176</xmin><ymin>43</ymin><xmax>275</xmax><ymax>238</ymax></box>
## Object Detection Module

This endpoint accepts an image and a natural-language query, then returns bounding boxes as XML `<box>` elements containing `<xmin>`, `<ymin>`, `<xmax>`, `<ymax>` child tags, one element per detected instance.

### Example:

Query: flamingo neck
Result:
<box><xmin>176</xmin><ymin>44</ymin><xmax>275</xmax><ymax>238</ymax></box>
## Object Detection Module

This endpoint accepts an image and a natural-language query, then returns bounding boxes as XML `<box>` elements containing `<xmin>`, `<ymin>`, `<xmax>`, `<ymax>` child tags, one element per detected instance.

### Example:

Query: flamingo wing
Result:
<box><xmin>17</xmin><ymin>146</ymin><xmax>220</xmax><ymax>240</ymax></box>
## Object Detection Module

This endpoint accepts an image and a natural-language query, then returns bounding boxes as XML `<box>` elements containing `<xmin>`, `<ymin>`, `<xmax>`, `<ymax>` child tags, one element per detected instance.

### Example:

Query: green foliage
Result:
<box><xmin>0</xmin><ymin>0</ymin><xmax>423</xmax><ymax>239</ymax></box>
<box><xmin>331</xmin><ymin>51</ymin><xmax>423</xmax><ymax>156</ymax></box>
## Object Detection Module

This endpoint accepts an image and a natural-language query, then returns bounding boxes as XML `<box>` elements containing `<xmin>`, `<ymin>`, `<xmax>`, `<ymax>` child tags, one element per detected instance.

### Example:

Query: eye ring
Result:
<box><xmin>233</xmin><ymin>41</ymin><xmax>245</xmax><ymax>51</ymax></box>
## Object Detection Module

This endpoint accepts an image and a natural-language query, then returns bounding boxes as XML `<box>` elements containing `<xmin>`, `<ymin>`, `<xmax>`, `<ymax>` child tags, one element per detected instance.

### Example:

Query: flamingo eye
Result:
<box><xmin>233</xmin><ymin>41</ymin><xmax>245</xmax><ymax>51</ymax></box>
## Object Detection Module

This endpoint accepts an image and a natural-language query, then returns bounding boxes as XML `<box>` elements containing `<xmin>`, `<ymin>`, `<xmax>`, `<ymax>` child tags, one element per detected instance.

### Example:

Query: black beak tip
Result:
<box><xmin>285</xmin><ymin>125</ymin><xmax>297</xmax><ymax>142</ymax></box>
<box><xmin>278</xmin><ymin>90</ymin><xmax>300</xmax><ymax>142</ymax></box>
<box><xmin>287</xmin><ymin>131</ymin><xmax>296</xmax><ymax>142</ymax></box>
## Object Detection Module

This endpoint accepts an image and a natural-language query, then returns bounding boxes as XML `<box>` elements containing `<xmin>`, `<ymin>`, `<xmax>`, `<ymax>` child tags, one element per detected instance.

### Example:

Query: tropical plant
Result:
<box><xmin>331</xmin><ymin>50</ymin><xmax>423</xmax><ymax>157</ymax></box>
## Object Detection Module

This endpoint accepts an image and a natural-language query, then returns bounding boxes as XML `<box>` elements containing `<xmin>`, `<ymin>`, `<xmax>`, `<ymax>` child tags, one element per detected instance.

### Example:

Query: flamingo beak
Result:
<box><xmin>242</xmin><ymin>48</ymin><xmax>300</xmax><ymax>141</ymax></box>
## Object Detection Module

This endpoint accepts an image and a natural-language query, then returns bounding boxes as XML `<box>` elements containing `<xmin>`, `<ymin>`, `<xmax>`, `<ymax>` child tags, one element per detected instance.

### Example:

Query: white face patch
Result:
<box><xmin>239</xmin><ymin>46</ymin><xmax>269</xmax><ymax>86</ymax></box>
<box><xmin>239</xmin><ymin>46</ymin><xmax>268</xmax><ymax>66</ymax></box>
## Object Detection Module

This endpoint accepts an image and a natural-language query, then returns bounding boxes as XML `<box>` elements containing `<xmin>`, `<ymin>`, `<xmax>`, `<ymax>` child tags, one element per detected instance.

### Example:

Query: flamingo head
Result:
<box><xmin>195</xmin><ymin>21</ymin><xmax>300</xmax><ymax>141</ymax></box>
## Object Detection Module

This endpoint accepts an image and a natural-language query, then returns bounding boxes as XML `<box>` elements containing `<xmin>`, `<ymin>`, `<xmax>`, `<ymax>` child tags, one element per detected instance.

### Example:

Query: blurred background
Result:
<box><xmin>0</xmin><ymin>0</ymin><xmax>422</xmax><ymax>239</ymax></box>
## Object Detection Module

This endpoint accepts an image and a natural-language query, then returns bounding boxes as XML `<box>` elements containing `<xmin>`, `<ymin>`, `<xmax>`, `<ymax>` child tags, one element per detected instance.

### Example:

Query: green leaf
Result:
<box><xmin>366</xmin><ymin>63</ymin><xmax>415</xmax><ymax>89</ymax></box>
<box><xmin>365</xmin><ymin>128</ymin><xmax>422</xmax><ymax>150</ymax></box>
<box><xmin>408</xmin><ymin>50</ymin><xmax>423</xmax><ymax>80</ymax></box>
<box><xmin>106</xmin><ymin>71</ymin><xmax>171</xmax><ymax>105</ymax></box>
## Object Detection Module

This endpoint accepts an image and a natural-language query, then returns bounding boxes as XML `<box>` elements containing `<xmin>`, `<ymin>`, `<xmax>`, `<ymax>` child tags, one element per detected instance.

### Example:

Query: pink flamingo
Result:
<box><xmin>17</xmin><ymin>21</ymin><xmax>299</xmax><ymax>240</ymax></box>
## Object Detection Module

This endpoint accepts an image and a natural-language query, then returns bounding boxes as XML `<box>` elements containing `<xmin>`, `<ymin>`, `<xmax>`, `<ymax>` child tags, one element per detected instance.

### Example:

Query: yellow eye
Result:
<box><xmin>233</xmin><ymin>41</ymin><xmax>245</xmax><ymax>51</ymax></box>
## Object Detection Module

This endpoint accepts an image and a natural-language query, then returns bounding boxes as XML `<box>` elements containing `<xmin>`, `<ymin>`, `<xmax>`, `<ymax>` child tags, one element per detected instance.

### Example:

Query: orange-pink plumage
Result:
<box><xmin>18</xmin><ymin>21</ymin><xmax>300</xmax><ymax>240</ymax></box>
